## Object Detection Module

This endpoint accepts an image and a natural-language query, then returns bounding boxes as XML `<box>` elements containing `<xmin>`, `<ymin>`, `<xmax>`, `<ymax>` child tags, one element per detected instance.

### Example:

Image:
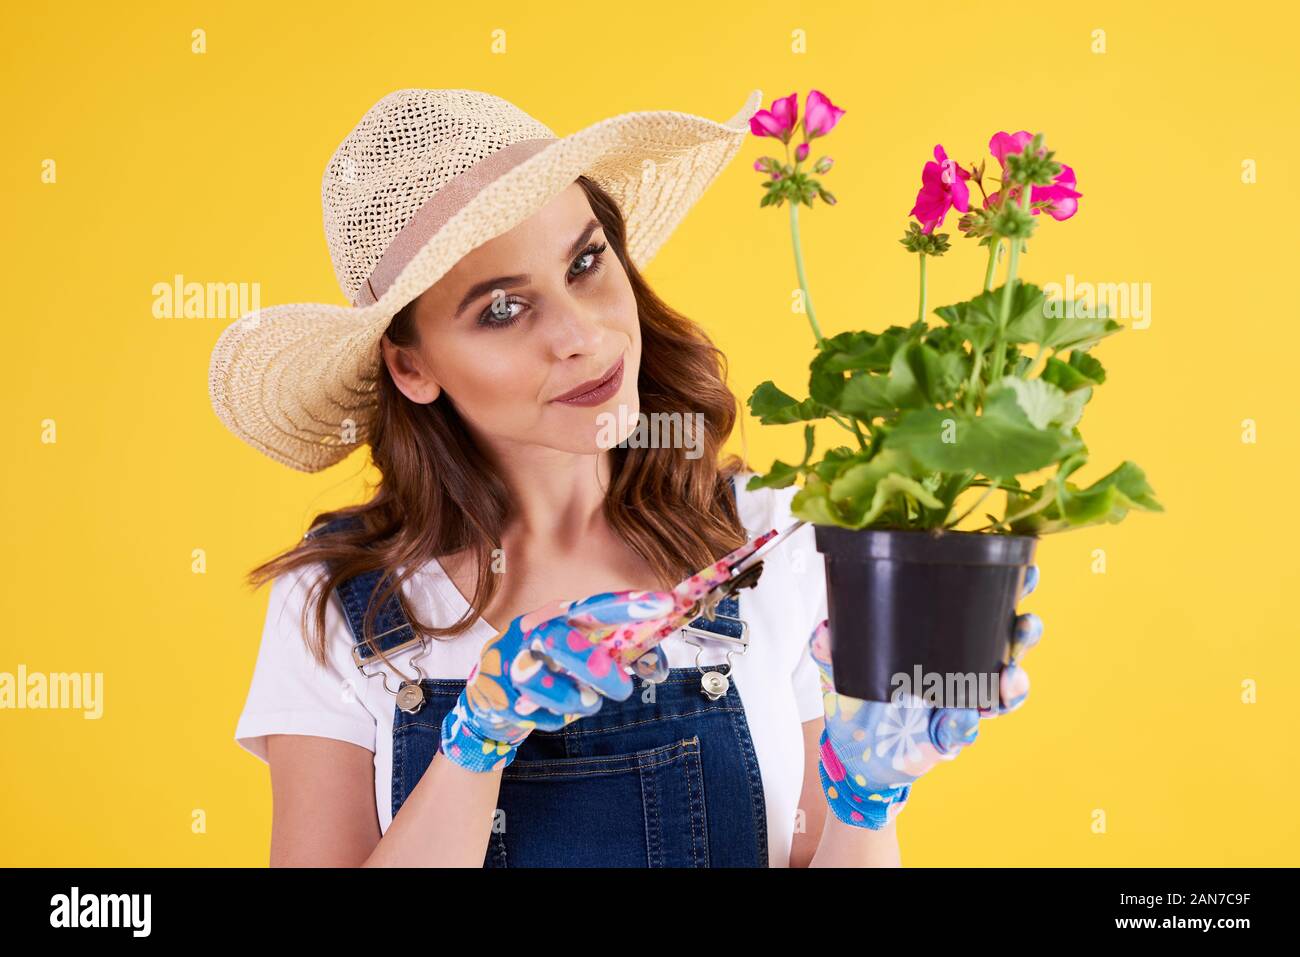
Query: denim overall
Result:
<box><xmin>312</xmin><ymin>477</ymin><xmax>768</xmax><ymax>868</ymax></box>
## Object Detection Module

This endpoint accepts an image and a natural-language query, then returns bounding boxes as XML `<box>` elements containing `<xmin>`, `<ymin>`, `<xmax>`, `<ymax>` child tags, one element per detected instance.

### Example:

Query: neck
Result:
<box><xmin>485</xmin><ymin>442</ymin><xmax>615</xmax><ymax>550</ymax></box>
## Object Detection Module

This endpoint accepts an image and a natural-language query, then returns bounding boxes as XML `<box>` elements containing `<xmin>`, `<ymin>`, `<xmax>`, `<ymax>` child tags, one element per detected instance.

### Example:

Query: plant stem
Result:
<box><xmin>1025</xmin><ymin>345</ymin><xmax>1054</xmax><ymax>380</ymax></box>
<box><xmin>917</xmin><ymin>252</ymin><xmax>927</xmax><ymax>323</ymax></box>
<box><xmin>828</xmin><ymin>413</ymin><xmax>867</xmax><ymax>449</ymax></box>
<box><xmin>978</xmin><ymin>480</ymin><xmax>1058</xmax><ymax>532</ymax></box>
<box><xmin>988</xmin><ymin>188</ymin><xmax>1034</xmax><ymax>384</ymax></box>
<box><xmin>849</xmin><ymin>418</ymin><xmax>869</xmax><ymax>451</ymax></box>
<box><xmin>983</xmin><ymin>239</ymin><xmax>1001</xmax><ymax>292</ymax></box>
<box><xmin>788</xmin><ymin>202</ymin><xmax>824</xmax><ymax>346</ymax></box>
<box><xmin>964</xmin><ymin>348</ymin><xmax>984</xmax><ymax>413</ymax></box>
<box><xmin>946</xmin><ymin>483</ymin><xmax>997</xmax><ymax>529</ymax></box>
<box><xmin>967</xmin><ymin>480</ymin><xmax>1035</xmax><ymax>495</ymax></box>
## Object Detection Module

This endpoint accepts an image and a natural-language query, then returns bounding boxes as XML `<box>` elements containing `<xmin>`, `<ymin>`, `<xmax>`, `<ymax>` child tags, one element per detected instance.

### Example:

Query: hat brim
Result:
<box><xmin>207</xmin><ymin>88</ymin><xmax>762</xmax><ymax>473</ymax></box>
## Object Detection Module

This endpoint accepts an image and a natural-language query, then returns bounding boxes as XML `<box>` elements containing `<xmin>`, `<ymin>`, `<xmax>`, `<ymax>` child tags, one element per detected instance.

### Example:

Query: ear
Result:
<box><xmin>379</xmin><ymin>333</ymin><xmax>441</xmax><ymax>404</ymax></box>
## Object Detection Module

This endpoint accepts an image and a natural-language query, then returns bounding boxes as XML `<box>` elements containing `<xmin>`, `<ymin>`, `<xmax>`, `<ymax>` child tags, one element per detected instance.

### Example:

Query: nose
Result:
<box><xmin>543</xmin><ymin>297</ymin><xmax>607</xmax><ymax>360</ymax></box>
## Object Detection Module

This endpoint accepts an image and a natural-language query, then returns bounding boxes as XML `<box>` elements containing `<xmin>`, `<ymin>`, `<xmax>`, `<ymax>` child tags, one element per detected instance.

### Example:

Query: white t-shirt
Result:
<box><xmin>234</xmin><ymin>471</ymin><xmax>829</xmax><ymax>867</ymax></box>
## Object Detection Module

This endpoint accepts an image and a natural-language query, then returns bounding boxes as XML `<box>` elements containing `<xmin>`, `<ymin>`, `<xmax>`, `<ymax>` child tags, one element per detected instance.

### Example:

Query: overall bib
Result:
<box><xmin>315</xmin><ymin>477</ymin><xmax>769</xmax><ymax>868</ymax></box>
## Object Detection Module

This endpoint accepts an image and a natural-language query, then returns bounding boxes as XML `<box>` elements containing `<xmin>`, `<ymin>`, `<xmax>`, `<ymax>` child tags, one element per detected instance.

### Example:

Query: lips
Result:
<box><xmin>550</xmin><ymin>355</ymin><xmax>624</xmax><ymax>406</ymax></box>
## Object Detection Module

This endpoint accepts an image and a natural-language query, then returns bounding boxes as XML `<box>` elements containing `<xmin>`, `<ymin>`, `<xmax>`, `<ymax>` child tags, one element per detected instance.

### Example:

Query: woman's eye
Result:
<box><xmin>477</xmin><ymin>295</ymin><xmax>523</xmax><ymax>328</ymax></box>
<box><xmin>476</xmin><ymin>240</ymin><xmax>607</xmax><ymax>330</ymax></box>
<box><xmin>569</xmin><ymin>241</ymin><xmax>608</xmax><ymax>281</ymax></box>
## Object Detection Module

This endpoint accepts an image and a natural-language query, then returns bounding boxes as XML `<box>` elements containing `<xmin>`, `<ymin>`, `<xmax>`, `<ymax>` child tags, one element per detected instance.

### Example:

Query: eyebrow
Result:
<box><xmin>454</xmin><ymin>218</ymin><xmax>603</xmax><ymax>318</ymax></box>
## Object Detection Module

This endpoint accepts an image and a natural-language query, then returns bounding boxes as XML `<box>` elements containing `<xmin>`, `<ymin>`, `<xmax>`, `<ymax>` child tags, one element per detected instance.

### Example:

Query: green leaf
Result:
<box><xmin>746</xmin><ymin>424</ymin><xmax>820</xmax><ymax>492</ymax></box>
<box><xmin>816</xmin><ymin>327</ymin><xmax>915</xmax><ymax>374</ymax></box>
<box><xmin>993</xmin><ymin>376</ymin><xmax>1074</xmax><ymax>431</ymax></box>
<box><xmin>935</xmin><ymin>283</ymin><xmax>1044</xmax><ymax>353</ymax></box>
<box><xmin>1041</xmin><ymin>354</ymin><xmax>1102</xmax><ymax>391</ymax></box>
<box><xmin>827</xmin><ymin>448</ymin><xmax>915</xmax><ymax>501</ymax></box>
<box><xmin>791</xmin><ymin>450</ymin><xmax>943</xmax><ymax>529</ymax></box>
<box><xmin>788</xmin><ymin>473</ymin><xmax>844</xmax><ymax>526</ymax></box>
<box><xmin>748</xmin><ymin>380</ymin><xmax>826</xmax><ymax>424</ymax></box>
<box><xmin>1055</xmin><ymin>388</ymin><xmax>1090</xmax><ymax>433</ymax></box>
<box><xmin>838</xmin><ymin>372</ymin><xmax>894</xmax><ymax>418</ymax></box>
<box><xmin>885</xmin><ymin>341</ymin><xmax>967</xmax><ymax>408</ymax></box>
<box><xmin>745</xmin><ymin>459</ymin><xmax>801</xmax><ymax>490</ymax></box>
<box><xmin>883</xmin><ymin>389</ymin><xmax>1081</xmax><ymax>478</ymax></box>
<box><xmin>884</xmin><ymin>340</ymin><xmax>927</xmax><ymax>409</ymax></box>
<box><xmin>1006</xmin><ymin>288</ymin><xmax>1123</xmax><ymax>352</ymax></box>
<box><xmin>847</xmin><ymin>474</ymin><xmax>945</xmax><ymax>528</ymax></box>
<box><xmin>1068</xmin><ymin>350</ymin><xmax>1106</xmax><ymax>384</ymax></box>
<box><xmin>1009</xmin><ymin>461</ymin><xmax>1164</xmax><ymax>534</ymax></box>
<box><xmin>811</xmin><ymin>446</ymin><xmax>858</xmax><ymax>482</ymax></box>
<box><xmin>923</xmin><ymin>325</ymin><xmax>966</xmax><ymax>353</ymax></box>
<box><xmin>809</xmin><ymin>326</ymin><xmax>918</xmax><ymax>415</ymax></box>
<box><xmin>927</xmin><ymin>349</ymin><xmax>968</xmax><ymax>405</ymax></box>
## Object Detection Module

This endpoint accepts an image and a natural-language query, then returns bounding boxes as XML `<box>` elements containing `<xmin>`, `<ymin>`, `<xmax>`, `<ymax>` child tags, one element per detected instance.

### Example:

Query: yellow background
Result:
<box><xmin>2</xmin><ymin>0</ymin><xmax>1295</xmax><ymax>866</ymax></box>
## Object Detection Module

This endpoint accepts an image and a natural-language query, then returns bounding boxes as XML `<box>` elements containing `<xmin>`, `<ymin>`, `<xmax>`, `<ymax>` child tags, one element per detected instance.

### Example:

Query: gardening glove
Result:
<box><xmin>440</xmin><ymin>590</ymin><xmax>678</xmax><ymax>773</ymax></box>
<box><xmin>810</xmin><ymin>564</ymin><xmax>1044</xmax><ymax>829</ymax></box>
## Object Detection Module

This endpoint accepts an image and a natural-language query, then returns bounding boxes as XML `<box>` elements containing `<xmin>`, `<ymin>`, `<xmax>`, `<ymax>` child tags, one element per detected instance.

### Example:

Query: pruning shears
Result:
<box><xmin>580</xmin><ymin>519</ymin><xmax>808</xmax><ymax>673</ymax></box>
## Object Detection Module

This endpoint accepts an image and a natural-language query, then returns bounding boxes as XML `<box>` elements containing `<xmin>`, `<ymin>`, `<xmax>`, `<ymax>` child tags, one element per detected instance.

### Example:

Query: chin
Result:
<box><xmin>543</xmin><ymin>395</ymin><xmax>641</xmax><ymax>453</ymax></box>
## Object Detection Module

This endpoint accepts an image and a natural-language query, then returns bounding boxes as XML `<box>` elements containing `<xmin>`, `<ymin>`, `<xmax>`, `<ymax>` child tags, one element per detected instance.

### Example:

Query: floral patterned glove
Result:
<box><xmin>810</xmin><ymin>564</ymin><xmax>1045</xmax><ymax>829</ymax></box>
<box><xmin>440</xmin><ymin>590</ymin><xmax>678</xmax><ymax>773</ymax></box>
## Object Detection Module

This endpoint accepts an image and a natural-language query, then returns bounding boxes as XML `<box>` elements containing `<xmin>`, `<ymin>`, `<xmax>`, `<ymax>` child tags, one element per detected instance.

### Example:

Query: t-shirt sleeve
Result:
<box><xmin>752</xmin><ymin>475</ymin><xmax>828</xmax><ymax>724</ymax></box>
<box><xmin>790</xmin><ymin>566</ymin><xmax>828</xmax><ymax>723</ymax></box>
<box><xmin>234</xmin><ymin>562</ymin><xmax>378</xmax><ymax>764</ymax></box>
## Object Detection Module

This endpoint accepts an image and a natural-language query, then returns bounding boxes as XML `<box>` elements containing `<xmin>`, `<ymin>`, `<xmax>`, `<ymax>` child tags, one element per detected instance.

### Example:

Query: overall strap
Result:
<box><xmin>304</xmin><ymin>515</ymin><xmax>418</xmax><ymax>663</ymax></box>
<box><xmin>306</xmin><ymin>473</ymin><xmax>747</xmax><ymax>658</ymax></box>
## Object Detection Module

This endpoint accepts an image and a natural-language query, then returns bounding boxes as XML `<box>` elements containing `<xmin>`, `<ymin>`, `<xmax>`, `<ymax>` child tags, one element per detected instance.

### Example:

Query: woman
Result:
<box><xmin>212</xmin><ymin>88</ymin><xmax>1044</xmax><ymax>868</ymax></box>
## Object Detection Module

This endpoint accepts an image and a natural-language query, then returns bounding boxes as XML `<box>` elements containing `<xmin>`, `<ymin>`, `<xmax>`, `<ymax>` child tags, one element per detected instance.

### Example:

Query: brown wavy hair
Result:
<box><xmin>246</xmin><ymin>174</ymin><xmax>752</xmax><ymax>666</ymax></box>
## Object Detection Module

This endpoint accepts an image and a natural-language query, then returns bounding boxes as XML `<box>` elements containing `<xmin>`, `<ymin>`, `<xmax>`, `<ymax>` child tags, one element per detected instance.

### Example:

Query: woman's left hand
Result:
<box><xmin>809</xmin><ymin>565</ymin><xmax>1044</xmax><ymax>830</ymax></box>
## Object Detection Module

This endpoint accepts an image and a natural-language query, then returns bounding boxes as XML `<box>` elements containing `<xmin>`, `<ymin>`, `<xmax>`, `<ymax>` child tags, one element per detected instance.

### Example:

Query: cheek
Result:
<box><xmin>433</xmin><ymin>339</ymin><xmax>547</xmax><ymax>418</ymax></box>
<box><xmin>587</xmin><ymin>269</ymin><xmax>640</xmax><ymax>367</ymax></box>
<box><xmin>606</xmin><ymin>271</ymin><xmax>639</xmax><ymax>334</ymax></box>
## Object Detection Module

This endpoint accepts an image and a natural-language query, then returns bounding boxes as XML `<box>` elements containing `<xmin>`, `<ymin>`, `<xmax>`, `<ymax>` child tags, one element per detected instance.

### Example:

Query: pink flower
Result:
<box><xmin>989</xmin><ymin>130</ymin><xmax>1034</xmax><ymax>168</ymax></box>
<box><xmin>749</xmin><ymin>92</ymin><xmax>798</xmax><ymax>143</ymax></box>
<box><xmin>909</xmin><ymin>145</ymin><xmax>970</xmax><ymax>234</ymax></box>
<box><xmin>803</xmin><ymin>90</ymin><xmax>845</xmax><ymax>139</ymax></box>
<box><xmin>1033</xmin><ymin>163</ymin><xmax>1081</xmax><ymax>221</ymax></box>
<box><xmin>988</xmin><ymin>130</ymin><xmax>1082</xmax><ymax>221</ymax></box>
<box><xmin>795</xmin><ymin>142</ymin><xmax>810</xmax><ymax>162</ymax></box>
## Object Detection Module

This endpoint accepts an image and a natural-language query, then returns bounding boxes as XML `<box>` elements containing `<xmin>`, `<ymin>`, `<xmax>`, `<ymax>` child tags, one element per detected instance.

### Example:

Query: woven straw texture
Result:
<box><xmin>208</xmin><ymin>87</ymin><xmax>762</xmax><ymax>473</ymax></box>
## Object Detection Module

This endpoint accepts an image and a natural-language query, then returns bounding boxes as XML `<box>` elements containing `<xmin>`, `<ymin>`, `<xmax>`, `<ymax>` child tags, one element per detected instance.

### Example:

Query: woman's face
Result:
<box><xmin>381</xmin><ymin>182</ymin><xmax>641</xmax><ymax>457</ymax></box>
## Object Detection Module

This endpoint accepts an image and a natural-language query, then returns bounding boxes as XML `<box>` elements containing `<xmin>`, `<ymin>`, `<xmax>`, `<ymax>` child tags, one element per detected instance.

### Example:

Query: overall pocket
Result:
<box><xmin>488</xmin><ymin>736</ymin><xmax>709</xmax><ymax>868</ymax></box>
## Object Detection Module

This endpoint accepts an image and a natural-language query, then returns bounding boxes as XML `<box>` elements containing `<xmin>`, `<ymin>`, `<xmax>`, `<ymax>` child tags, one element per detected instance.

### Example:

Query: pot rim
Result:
<box><xmin>812</xmin><ymin>523</ymin><xmax>1038</xmax><ymax>565</ymax></box>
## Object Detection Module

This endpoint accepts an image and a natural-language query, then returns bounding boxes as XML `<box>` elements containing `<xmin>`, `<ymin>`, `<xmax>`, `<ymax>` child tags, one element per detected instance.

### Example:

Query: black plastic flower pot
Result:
<box><xmin>813</xmin><ymin>525</ymin><xmax>1037</xmax><ymax>705</ymax></box>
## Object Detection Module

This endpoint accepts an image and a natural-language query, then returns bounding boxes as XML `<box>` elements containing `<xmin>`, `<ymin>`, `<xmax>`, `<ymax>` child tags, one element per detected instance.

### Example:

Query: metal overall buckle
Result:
<box><xmin>302</xmin><ymin>525</ymin><xmax>432</xmax><ymax>715</ymax></box>
<box><xmin>680</xmin><ymin>607</ymin><xmax>750</xmax><ymax>701</ymax></box>
<box><xmin>348</xmin><ymin>630</ymin><xmax>431</xmax><ymax>715</ymax></box>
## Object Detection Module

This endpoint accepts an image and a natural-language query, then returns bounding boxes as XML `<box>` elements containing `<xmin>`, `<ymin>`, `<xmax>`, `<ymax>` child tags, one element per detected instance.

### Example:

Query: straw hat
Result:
<box><xmin>207</xmin><ymin>87</ymin><xmax>763</xmax><ymax>473</ymax></box>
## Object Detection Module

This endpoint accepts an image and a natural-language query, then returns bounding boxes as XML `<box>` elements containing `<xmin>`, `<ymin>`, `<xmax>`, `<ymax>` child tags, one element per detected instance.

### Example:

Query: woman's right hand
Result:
<box><xmin>439</xmin><ymin>589</ymin><xmax>679</xmax><ymax>773</ymax></box>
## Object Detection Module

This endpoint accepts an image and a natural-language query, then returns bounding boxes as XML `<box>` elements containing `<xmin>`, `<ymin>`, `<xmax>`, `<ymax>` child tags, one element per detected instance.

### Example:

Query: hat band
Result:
<box><xmin>352</xmin><ymin>136</ymin><xmax>559</xmax><ymax>307</ymax></box>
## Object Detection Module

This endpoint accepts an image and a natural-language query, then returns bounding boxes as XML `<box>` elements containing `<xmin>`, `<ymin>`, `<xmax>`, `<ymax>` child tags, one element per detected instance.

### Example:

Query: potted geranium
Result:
<box><xmin>747</xmin><ymin>92</ymin><xmax>1162</xmax><ymax>702</ymax></box>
